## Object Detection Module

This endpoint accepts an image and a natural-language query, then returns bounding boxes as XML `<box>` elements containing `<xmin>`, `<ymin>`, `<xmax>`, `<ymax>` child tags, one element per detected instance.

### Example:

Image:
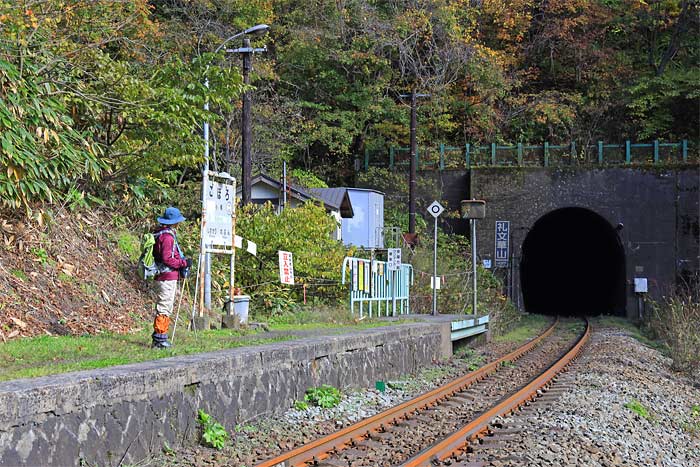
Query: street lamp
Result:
<box><xmin>201</xmin><ymin>24</ymin><xmax>270</xmax><ymax>312</ymax></box>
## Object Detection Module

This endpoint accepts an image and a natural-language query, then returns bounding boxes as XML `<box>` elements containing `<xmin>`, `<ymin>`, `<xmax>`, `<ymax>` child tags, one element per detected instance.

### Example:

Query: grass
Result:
<box><xmin>624</xmin><ymin>399</ymin><xmax>653</xmax><ymax>420</ymax></box>
<box><xmin>116</xmin><ymin>231</ymin><xmax>140</xmax><ymax>260</ymax></box>
<box><xmin>0</xmin><ymin>322</ymin><xmax>288</xmax><ymax>382</ymax></box>
<box><xmin>0</xmin><ymin>311</ymin><xmax>414</xmax><ymax>382</ymax></box>
<box><xmin>493</xmin><ymin>313</ymin><xmax>551</xmax><ymax>344</ymax></box>
<box><xmin>592</xmin><ymin>315</ymin><xmax>666</xmax><ymax>351</ymax></box>
<box><xmin>10</xmin><ymin>269</ymin><xmax>28</xmax><ymax>281</ymax></box>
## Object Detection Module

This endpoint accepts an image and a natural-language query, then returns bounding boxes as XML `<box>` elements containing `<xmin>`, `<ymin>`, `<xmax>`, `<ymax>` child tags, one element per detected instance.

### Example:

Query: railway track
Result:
<box><xmin>255</xmin><ymin>318</ymin><xmax>589</xmax><ymax>467</ymax></box>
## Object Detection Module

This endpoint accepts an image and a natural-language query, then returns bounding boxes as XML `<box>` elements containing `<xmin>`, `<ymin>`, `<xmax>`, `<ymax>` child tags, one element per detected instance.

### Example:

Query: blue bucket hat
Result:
<box><xmin>157</xmin><ymin>207</ymin><xmax>186</xmax><ymax>225</ymax></box>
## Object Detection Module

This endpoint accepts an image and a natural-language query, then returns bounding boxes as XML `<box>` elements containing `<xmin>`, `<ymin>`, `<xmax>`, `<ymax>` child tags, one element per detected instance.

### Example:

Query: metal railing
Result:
<box><xmin>341</xmin><ymin>257</ymin><xmax>413</xmax><ymax>319</ymax></box>
<box><xmin>361</xmin><ymin>139</ymin><xmax>691</xmax><ymax>171</ymax></box>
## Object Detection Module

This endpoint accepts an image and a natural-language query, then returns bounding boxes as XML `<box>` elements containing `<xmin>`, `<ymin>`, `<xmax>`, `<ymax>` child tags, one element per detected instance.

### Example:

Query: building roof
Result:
<box><xmin>309</xmin><ymin>188</ymin><xmax>354</xmax><ymax>218</ymax></box>
<box><xmin>239</xmin><ymin>174</ymin><xmax>354</xmax><ymax>217</ymax></box>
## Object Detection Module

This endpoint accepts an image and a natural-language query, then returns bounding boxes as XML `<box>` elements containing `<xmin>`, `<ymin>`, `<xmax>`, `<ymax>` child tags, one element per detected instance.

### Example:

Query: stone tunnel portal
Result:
<box><xmin>520</xmin><ymin>207</ymin><xmax>626</xmax><ymax>317</ymax></box>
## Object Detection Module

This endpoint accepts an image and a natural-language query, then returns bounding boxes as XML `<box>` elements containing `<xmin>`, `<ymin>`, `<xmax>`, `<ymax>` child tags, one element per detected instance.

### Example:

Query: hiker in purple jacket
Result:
<box><xmin>152</xmin><ymin>207</ymin><xmax>191</xmax><ymax>348</ymax></box>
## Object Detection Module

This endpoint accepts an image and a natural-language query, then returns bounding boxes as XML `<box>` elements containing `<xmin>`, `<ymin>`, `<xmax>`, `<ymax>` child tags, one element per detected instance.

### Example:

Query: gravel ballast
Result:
<box><xmin>477</xmin><ymin>326</ymin><xmax>700</xmax><ymax>467</ymax></box>
<box><xmin>163</xmin><ymin>322</ymin><xmax>699</xmax><ymax>467</ymax></box>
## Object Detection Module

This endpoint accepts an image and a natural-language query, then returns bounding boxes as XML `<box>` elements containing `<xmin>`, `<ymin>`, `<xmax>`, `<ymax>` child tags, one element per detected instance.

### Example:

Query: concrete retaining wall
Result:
<box><xmin>0</xmin><ymin>322</ymin><xmax>449</xmax><ymax>466</ymax></box>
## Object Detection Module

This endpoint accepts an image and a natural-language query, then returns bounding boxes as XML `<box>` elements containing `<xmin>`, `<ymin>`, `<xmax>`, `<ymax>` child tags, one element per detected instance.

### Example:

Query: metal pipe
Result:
<box><xmin>471</xmin><ymin>218</ymin><xmax>478</xmax><ymax>316</ymax></box>
<box><xmin>200</xmin><ymin>80</ymin><xmax>211</xmax><ymax>318</ymax></box>
<box><xmin>282</xmin><ymin>160</ymin><xmax>287</xmax><ymax>210</ymax></box>
<box><xmin>432</xmin><ymin>215</ymin><xmax>438</xmax><ymax>316</ymax></box>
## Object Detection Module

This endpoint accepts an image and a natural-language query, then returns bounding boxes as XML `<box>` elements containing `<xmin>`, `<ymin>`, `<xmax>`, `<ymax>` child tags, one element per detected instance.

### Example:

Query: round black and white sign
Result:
<box><xmin>427</xmin><ymin>201</ymin><xmax>444</xmax><ymax>218</ymax></box>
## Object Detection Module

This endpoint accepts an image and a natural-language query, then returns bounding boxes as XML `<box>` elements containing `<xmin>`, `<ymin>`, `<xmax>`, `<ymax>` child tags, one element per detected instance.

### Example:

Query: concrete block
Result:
<box><xmin>191</xmin><ymin>316</ymin><xmax>210</xmax><ymax>331</ymax></box>
<box><xmin>221</xmin><ymin>314</ymin><xmax>240</xmax><ymax>329</ymax></box>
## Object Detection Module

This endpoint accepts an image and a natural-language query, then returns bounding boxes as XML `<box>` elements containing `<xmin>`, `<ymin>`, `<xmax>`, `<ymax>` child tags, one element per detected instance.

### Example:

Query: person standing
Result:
<box><xmin>152</xmin><ymin>207</ymin><xmax>191</xmax><ymax>348</ymax></box>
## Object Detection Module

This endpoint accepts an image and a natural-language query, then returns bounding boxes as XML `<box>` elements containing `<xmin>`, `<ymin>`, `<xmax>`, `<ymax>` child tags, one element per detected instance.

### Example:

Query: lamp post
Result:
<box><xmin>200</xmin><ymin>24</ymin><xmax>269</xmax><ymax>312</ymax></box>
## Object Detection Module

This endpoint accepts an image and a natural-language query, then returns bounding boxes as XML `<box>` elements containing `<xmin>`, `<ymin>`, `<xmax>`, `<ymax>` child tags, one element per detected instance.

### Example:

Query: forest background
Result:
<box><xmin>0</xmin><ymin>0</ymin><xmax>697</xmax><ymax>336</ymax></box>
<box><xmin>0</xmin><ymin>0</ymin><xmax>698</xmax><ymax>212</ymax></box>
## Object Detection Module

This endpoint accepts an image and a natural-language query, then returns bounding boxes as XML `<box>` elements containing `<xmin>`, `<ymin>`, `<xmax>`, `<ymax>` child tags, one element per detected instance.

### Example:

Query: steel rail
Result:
<box><xmin>400</xmin><ymin>318</ymin><xmax>590</xmax><ymax>466</ymax></box>
<box><xmin>254</xmin><ymin>318</ymin><xmax>559</xmax><ymax>467</ymax></box>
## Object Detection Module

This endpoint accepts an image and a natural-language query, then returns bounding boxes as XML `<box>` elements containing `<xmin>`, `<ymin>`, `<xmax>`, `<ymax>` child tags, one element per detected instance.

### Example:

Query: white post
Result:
<box><xmin>432</xmin><ymin>215</ymin><xmax>438</xmax><ymax>316</ymax></box>
<box><xmin>471</xmin><ymin>218</ymin><xmax>478</xmax><ymax>316</ymax></box>
<box><xmin>199</xmin><ymin>80</ymin><xmax>211</xmax><ymax>318</ymax></box>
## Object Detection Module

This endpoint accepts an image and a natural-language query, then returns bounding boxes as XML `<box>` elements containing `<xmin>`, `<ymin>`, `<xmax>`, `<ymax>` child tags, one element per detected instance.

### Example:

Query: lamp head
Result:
<box><xmin>244</xmin><ymin>24</ymin><xmax>270</xmax><ymax>36</ymax></box>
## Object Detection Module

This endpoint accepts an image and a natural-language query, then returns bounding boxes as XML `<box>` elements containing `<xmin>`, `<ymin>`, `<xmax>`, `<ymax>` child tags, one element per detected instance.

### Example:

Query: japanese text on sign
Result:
<box><xmin>203</xmin><ymin>180</ymin><xmax>234</xmax><ymax>246</ymax></box>
<box><xmin>278</xmin><ymin>250</ymin><xmax>295</xmax><ymax>285</ymax></box>
<box><xmin>494</xmin><ymin>221</ymin><xmax>510</xmax><ymax>268</ymax></box>
<box><xmin>387</xmin><ymin>248</ymin><xmax>401</xmax><ymax>271</ymax></box>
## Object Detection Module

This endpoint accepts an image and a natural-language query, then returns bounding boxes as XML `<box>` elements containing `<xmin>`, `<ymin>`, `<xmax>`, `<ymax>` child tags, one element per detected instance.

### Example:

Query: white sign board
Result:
<box><xmin>494</xmin><ymin>221</ymin><xmax>510</xmax><ymax>268</ymax></box>
<box><xmin>204</xmin><ymin>180</ymin><xmax>234</xmax><ymax>246</ymax></box>
<box><xmin>634</xmin><ymin>278</ymin><xmax>648</xmax><ymax>293</ymax></box>
<box><xmin>278</xmin><ymin>250</ymin><xmax>295</xmax><ymax>285</ymax></box>
<box><xmin>427</xmin><ymin>200</ymin><xmax>445</xmax><ymax>218</ymax></box>
<box><xmin>430</xmin><ymin>276</ymin><xmax>441</xmax><ymax>289</ymax></box>
<box><xmin>387</xmin><ymin>248</ymin><xmax>401</xmax><ymax>271</ymax></box>
<box><xmin>482</xmin><ymin>259</ymin><xmax>492</xmax><ymax>269</ymax></box>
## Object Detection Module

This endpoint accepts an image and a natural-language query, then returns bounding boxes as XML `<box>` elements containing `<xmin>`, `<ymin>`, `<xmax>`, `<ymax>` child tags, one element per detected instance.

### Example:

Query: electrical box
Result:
<box><xmin>634</xmin><ymin>278</ymin><xmax>648</xmax><ymax>293</ymax></box>
<box><xmin>461</xmin><ymin>199</ymin><xmax>486</xmax><ymax>219</ymax></box>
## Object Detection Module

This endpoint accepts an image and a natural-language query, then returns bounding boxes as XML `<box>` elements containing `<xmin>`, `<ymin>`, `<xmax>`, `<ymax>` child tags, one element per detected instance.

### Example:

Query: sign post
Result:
<box><xmin>427</xmin><ymin>201</ymin><xmax>445</xmax><ymax>316</ymax></box>
<box><xmin>196</xmin><ymin>172</ymin><xmax>236</xmax><ymax>327</ymax></box>
<box><xmin>278</xmin><ymin>251</ymin><xmax>295</xmax><ymax>285</ymax></box>
<box><xmin>461</xmin><ymin>200</ymin><xmax>486</xmax><ymax>316</ymax></box>
<box><xmin>387</xmin><ymin>248</ymin><xmax>401</xmax><ymax>316</ymax></box>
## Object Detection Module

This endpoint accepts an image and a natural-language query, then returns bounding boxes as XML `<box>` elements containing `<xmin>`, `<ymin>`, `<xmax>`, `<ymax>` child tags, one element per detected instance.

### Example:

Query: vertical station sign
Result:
<box><xmin>387</xmin><ymin>248</ymin><xmax>402</xmax><ymax>271</ymax></box>
<box><xmin>494</xmin><ymin>220</ymin><xmax>510</xmax><ymax>268</ymax></box>
<box><xmin>203</xmin><ymin>180</ymin><xmax>234</xmax><ymax>246</ymax></box>
<box><xmin>278</xmin><ymin>250</ymin><xmax>295</xmax><ymax>285</ymax></box>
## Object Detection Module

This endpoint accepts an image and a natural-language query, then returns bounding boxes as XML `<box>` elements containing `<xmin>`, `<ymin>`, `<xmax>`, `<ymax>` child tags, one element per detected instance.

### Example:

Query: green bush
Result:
<box><xmin>197</xmin><ymin>409</ymin><xmax>228</xmax><ymax>450</ymax></box>
<box><xmin>304</xmin><ymin>384</ymin><xmax>342</xmax><ymax>409</ymax></box>
<box><xmin>235</xmin><ymin>202</ymin><xmax>348</xmax><ymax>312</ymax></box>
<box><xmin>645</xmin><ymin>285</ymin><xmax>700</xmax><ymax>375</ymax></box>
<box><xmin>0</xmin><ymin>59</ymin><xmax>104</xmax><ymax>210</ymax></box>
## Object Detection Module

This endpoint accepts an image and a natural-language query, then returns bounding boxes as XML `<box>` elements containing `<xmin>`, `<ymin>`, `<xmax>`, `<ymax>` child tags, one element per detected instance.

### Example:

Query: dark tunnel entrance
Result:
<box><xmin>520</xmin><ymin>207</ymin><xmax>626</xmax><ymax>317</ymax></box>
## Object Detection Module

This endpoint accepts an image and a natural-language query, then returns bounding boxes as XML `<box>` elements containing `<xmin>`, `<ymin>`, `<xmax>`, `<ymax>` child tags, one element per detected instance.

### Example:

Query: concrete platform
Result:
<box><xmin>380</xmin><ymin>313</ymin><xmax>490</xmax><ymax>341</ymax></box>
<box><xmin>0</xmin><ymin>321</ymin><xmax>451</xmax><ymax>467</ymax></box>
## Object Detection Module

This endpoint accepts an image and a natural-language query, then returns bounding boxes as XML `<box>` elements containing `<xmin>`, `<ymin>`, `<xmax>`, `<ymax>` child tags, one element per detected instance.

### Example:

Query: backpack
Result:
<box><xmin>137</xmin><ymin>229</ymin><xmax>179</xmax><ymax>280</ymax></box>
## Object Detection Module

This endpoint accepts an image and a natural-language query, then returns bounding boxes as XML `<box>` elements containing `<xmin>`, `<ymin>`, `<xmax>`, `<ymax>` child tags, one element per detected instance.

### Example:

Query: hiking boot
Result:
<box><xmin>152</xmin><ymin>340</ymin><xmax>172</xmax><ymax>349</ymax></box>
<box><xmin>151</xmin><ymin>332</ymin><xmax>171</xmax><ymax>349</ymax></box>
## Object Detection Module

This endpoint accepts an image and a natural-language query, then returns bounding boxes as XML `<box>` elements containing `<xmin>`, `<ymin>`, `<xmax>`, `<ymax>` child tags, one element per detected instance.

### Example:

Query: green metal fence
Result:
<box><xmin>341</xmin><ymin>256</ymin><xmax>413</xmax><ymax>319</ymax></box>
<box><xmin>361</xmin><ymin>140</ymin><xmax>692</xmax><ymax>171</ymax></box>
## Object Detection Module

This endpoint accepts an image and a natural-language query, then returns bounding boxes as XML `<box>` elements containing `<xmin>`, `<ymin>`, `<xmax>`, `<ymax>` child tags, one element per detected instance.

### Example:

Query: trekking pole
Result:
<box><xmin>170</xmin><ymin>278</ymin><xmax>188</xmax><ymax>345</ymax></box>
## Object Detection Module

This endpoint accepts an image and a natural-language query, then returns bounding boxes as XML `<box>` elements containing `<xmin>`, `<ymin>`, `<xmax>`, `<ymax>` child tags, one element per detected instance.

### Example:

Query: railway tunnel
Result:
<box><xmin>520</xmin><ymin>207</ymin><xmax>626</xmax><ymax>317</ymax></box>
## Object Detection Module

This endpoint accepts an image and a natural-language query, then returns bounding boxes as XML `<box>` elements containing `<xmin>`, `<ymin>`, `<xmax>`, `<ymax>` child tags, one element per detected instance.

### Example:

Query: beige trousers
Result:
<box><xmin>155</xmin><ymin>280</ymin><xmax>178</xmax><ymax>317</ymax></box>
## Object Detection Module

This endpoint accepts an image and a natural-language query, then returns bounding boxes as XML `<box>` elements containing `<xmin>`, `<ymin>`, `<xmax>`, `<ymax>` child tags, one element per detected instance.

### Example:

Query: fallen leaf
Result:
<box><xmin>10</xmin><ymin>317</ymin><xmax>27</xmax><ymax>329</ymax></box>
<box><xmin>7</xmin><ymin>330</ymin><xmax>19</xmax><ymax>339</ymax></box>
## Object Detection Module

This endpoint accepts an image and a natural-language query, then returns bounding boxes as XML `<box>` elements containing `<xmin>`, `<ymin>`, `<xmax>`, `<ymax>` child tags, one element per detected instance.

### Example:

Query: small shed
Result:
<box><xmin>341</xmin><ymin>188</ymin><xmax>384</xmax><ymax>249</ymax></box>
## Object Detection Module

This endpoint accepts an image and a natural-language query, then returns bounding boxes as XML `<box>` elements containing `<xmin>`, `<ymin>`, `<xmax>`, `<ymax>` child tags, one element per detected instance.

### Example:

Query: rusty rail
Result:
<box><xmin>400</xmin><ymin>318</ymin><xmax>590</xmax><ymax>466</ymax></box>
<box><xmin>254</xmin><ymin>318</ymin><xmax>559</xmax><ymax>467</ymax></box>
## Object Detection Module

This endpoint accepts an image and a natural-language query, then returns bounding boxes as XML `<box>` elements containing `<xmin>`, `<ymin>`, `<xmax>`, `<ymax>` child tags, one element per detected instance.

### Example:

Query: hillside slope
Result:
<box><xmin>0</xmin><ymin>208</ymin><xmax>152</xmax><ymax>340</ymax></box>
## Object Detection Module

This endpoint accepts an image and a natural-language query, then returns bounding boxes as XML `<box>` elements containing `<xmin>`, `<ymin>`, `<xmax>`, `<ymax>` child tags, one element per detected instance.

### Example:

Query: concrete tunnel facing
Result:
<box><xmin>520</xmin><ymin>207</ymin><xmax>626</xmax><ymax>317</ymax></box>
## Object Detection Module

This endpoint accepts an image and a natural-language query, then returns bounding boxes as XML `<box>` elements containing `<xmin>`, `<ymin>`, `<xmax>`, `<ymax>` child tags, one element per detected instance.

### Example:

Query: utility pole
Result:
<box><xmin>400</xmin><ymin>91</ymin><xmax>430</xmax><ymax>235</ymax></box>
<box><xmin>241</xmin><ymin>37</ymin><xmax>252</xmax><ymax>205</ymax></box>
<box><xmin>409</xmin><ymin>90</ymin><xmax>417</xmax><ymax>235</ymax></box>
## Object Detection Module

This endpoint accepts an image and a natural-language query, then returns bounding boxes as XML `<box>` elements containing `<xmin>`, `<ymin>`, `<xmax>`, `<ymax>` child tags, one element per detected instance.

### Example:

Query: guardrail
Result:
<box><xmin>361</xmin><ymin>139</ymin><xmax>691</xmax><ymax>170</ymax></box>
<box><xmin>341</xmin><ymin>257</ymin><xmax>413</xmax><ymax>319</ymax></box>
